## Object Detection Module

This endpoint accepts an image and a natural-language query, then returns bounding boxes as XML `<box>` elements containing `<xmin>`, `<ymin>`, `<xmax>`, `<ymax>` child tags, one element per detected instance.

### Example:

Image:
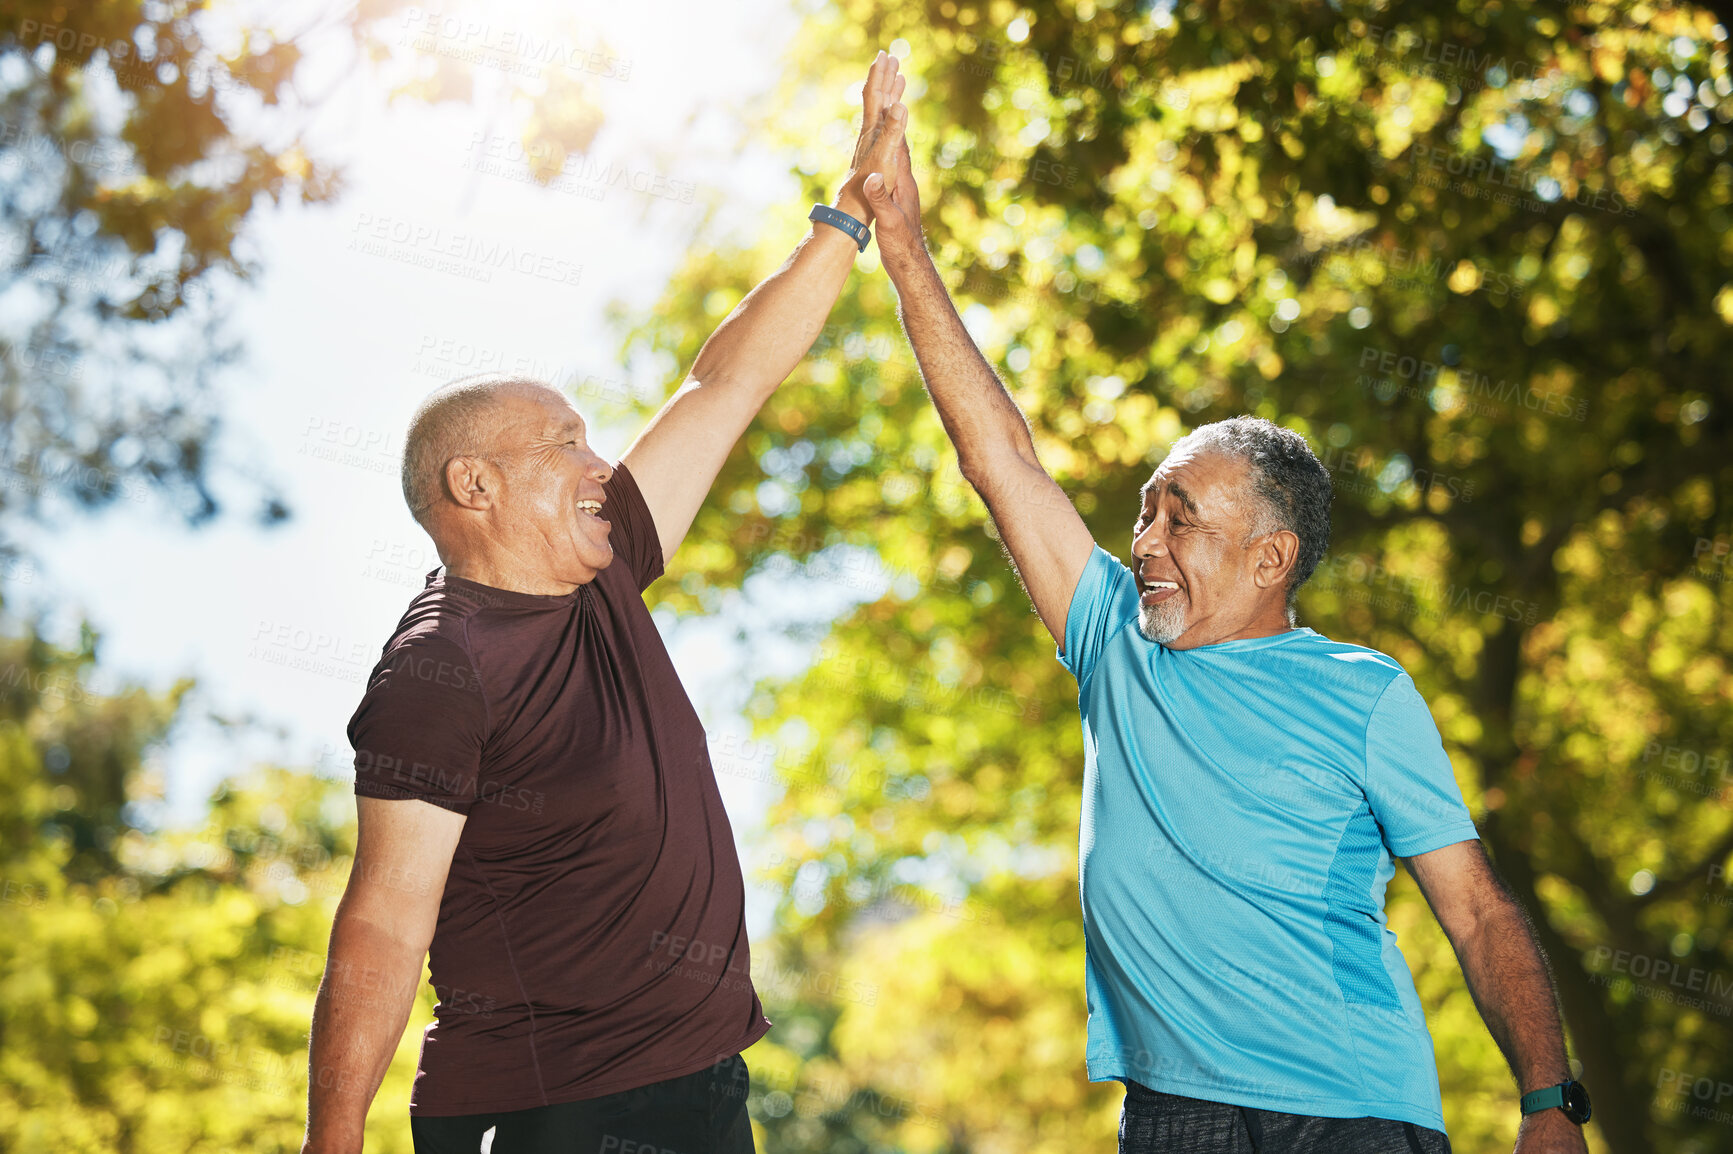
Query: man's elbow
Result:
<box><xmin>958</xmin><ymin>445</ymin><xmax>1043</xmax><ymax>500</ymax></box>
<box><xmin>1441</xmin><ymin>885</ymin><xmax>1532</xmax><ymax>958</ymax></box>
<box><xmin>956</xmin><ymin>452</ymin><xmax>995</xmax><ymax>492</ymax></box>
<box><xmin>957</xmin><ymin>453</ymin><xmax>1014</xmax><ymax>500</ymax></box>
<box><xmin>333</xmin><ymin>880</ymin><xmax>442</xmax><ymax>960</ymax></box>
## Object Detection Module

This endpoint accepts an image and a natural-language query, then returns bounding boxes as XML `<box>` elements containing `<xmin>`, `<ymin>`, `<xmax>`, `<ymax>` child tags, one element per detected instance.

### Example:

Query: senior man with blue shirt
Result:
<box><xmin>861</xmin><ymin>133</ymin><xmax>1592</xmax><ymax>1154</ymax></box>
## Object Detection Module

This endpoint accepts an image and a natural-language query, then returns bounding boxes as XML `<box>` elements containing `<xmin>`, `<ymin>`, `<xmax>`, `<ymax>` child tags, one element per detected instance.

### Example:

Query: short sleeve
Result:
<box><xmin>1058</xmin><ymin>545</ymin><xmax>1139</xmax><ymax>689</ymax></box>
<box><xmin>347</xmin><ymin>631</ymin><xmax>490</xmax><ymax>814</ymax></box>
<box><xmin>600</xmin><ymin>460</ymin><xmax>665</xmax><ymax>592</ymax></box>
<box><xmin>1364</xmin><ymin>673</ymin><xmax>1480</xmax><ymax>857</ymax></box>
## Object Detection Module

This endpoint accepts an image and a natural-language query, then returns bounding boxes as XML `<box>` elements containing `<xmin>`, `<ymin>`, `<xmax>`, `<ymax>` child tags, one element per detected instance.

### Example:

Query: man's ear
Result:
<box><xmin>444</xmin><ymin>455</ymin><xmax>496</xmax><ymax>512</ymax></box>
<box><xmin>1251</xmin><ymin>528</ymin><xmax>1300</xmax><ymax>592</ymax></box>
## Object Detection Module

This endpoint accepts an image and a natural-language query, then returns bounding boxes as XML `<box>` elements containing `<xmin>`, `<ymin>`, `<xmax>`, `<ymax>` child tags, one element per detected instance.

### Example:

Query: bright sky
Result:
<box><xmin>18</xmin><ymin>0</ymin><xmax>888</xmax><ymax>932</ymax></box>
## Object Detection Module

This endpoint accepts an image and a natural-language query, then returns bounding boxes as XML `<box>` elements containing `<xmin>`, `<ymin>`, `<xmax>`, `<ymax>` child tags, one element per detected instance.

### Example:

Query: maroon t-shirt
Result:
<box><xmin>347</xmin><ymin>462</ymin><xmax>769</xmax><ymax>1116</ymax></box>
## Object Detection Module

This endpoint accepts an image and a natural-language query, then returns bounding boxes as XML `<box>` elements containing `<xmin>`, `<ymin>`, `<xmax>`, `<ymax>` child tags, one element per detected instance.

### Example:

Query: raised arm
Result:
<box><xmin>622</xmin><ymin>51</ymin><xmax>908</xmax><ymax>565</ymax></box>
<box><xmin>863</xmin><ymin>138</ymin><xmax>1094</xmax><ymax>647</ymax></box>
<box><xmin>1406</xmin><ymin>841</ymin><xmax>1589</xmax><ymax>1154</ymax></box>
<box><xmin>301</xmin><ymin>797</ymin><xmax>466</xmax><ymax>1154</ymax></box>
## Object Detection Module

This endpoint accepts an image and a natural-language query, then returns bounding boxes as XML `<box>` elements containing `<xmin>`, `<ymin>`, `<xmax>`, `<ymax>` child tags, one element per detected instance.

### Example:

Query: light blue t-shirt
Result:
<box><xmin>1060</xmin><ymin>546</ymin><xmax>1480</xmax><ymax>1132</ymax></box>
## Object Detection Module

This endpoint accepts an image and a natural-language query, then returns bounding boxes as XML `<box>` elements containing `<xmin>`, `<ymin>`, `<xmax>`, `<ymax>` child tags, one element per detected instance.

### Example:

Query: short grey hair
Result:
<box><xmin>400</xmin><ymin>374</ymin><xmax>550</xmax><ymax>526</ymax></box>
<box><xmin>1169</xmin><ymin>415</ymin><xmax>1332</xmax><ymax>608</ymax></box>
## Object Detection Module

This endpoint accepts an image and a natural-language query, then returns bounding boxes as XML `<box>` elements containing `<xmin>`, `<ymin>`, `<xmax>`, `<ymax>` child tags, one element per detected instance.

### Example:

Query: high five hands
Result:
<box><xmin>855</xmin><ymin>55</ymin><xmax>926</xmax><ymax>286</ymax></box>
<box><xmin>836</xmin><ymin>51</ymin><xmax>909</xmax><ymax>226</ymax></box>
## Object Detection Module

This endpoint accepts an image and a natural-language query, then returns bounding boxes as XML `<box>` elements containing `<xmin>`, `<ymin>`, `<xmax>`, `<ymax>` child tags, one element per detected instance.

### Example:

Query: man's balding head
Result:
<box><xmin>401</xmin><ymin>374</ymin><xmax>561</xmax><ymax>527</ymax></box>
<box><xmin>398</xmin><ymin>372</ymin><xmax>616</xmax><ymax>595</ymax></box>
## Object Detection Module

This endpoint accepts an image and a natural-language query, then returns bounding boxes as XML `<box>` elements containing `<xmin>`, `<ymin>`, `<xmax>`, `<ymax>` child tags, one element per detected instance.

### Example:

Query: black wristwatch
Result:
<box><xmin>1520</xmin><ymin>1080</ymin><xmax>1591</xmax><ymax>1125</ymax></box>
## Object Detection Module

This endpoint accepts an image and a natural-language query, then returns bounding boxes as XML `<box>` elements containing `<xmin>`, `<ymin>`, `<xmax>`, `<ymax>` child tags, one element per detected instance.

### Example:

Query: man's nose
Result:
<box><xmin>585</xmin><ymin>449</ymin><xmax>613</xmax><ymax>483</ymax></box>
<box><xmin>1133</xmin><ymin>522</ymin><xmax>1167</xmax><ymax>557</ymax></box>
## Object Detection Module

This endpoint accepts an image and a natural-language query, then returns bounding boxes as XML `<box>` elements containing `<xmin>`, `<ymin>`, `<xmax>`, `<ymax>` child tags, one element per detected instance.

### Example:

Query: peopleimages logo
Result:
<box><xmin>352</xmin><ymin>749</ymin><xmax>546</xmax><ymax>814</ymax></box>
<box><xmin>462</xmin><ymin>133</ymin><xmax>697</xmax><ymax>205</ymax></box>
<box><xmin>1355</xmin><ymin>24</ymin><xmax>1544</xmax><ymax>90</ymax></box>
<box><xmin>1656</xmin><ymin>1066</ymin><xmax>1733</xmax><ymax>1126</ymax></box>
<box><xmin>1585</xmin><ymin>945</ymin><xmax>1733</xmax><ymax>1015</ymax></box>
<box><xmin>0</xmin><ymin>118</ymin><xmax>133</xmax><ymax>178</ymax></box>
<box><xmin>1316</xmin><ymin>444</ymin><xmax>1476</xmax><ymax>503</ymax></box>
<box><xmin>1356</xmin><ymin>345</ymin><xmax>1589</xmax><ymax>422</ymax></box>
<box><xmin>1399</xmin><ymin>144</ymin><xmax>1636</xmax><ymax>218</ymax></box>
<box><xmin>347</xmin><ymin>213</ymin><xmax>583</xmax><ymax>288</ymax></box>
<box><xmin>397</xmin><ymin>8</ymin><xmax>633</xmax><ymax>82</ymax></box>
<box><xmin>1309</xmin><ymin>554</ymin><xmax>1541</xmax><ymax>625</ymax></box>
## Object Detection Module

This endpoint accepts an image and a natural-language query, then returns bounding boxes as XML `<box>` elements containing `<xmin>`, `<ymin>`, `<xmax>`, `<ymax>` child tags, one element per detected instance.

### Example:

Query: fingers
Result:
<box><xmin>863</xmin><ymin>50</ymin><xmax>899</xmax><ymax>128</ymax></box>
<box><xmin>895</xmin><ymin>126</ymin><xmax>914</xmax><ymax>186</ymax></box>
<box><xmin>862</xmin><ymin>50</ymin><xmax>886</xmax><ymax>124</ymax></box>
<box><xmin>891</xmin><ymin>133</ymin><xmax>919</xmax><ymax>215</ymax></box>
<box><xmin>863</xmin><ymin>172</ymin><xmax>913</xmax><ymax>256</ymax></box>
<box><xmin>848</xmin><ymin>48</ymin><xmax>915</xmax><ymax>232</ymax></box>
<box><xmin>885</xmin><ymin>101</ymin><xmax>908</xmax><ymax>140</ymax></box>
<box><xmin>887</xmin><ymin>103</ymin><xmax>908</xmax><ymax>195</ymax></box>
<box><xmin>859</xmin><ymin>50</ymin><xmax>901</xmax><ymax>127</ymax></box>
<box><xmin>863</xmin><ymin>171</ymin><xmax>893</xmax><ymax>213</ymax></box>
<box><xmin>865</xmin><ymin>102</ymin><xmax>908</xmax><ymax>196</ymax></box>
<box><xmin>869</xmin><ymin>102</ymin><xmax>908</xmax><ymax>157</ymax></box>
<box><xmin>864</xmin><ymin>163</ymin><xmax>904</xmax><ymax>219</ymax></box>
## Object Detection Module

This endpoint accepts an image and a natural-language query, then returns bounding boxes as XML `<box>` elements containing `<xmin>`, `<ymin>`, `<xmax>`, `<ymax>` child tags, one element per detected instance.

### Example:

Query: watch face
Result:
<box><xmin>1562</xmin><ymin>1081</ymin><xmax>1592</xmax><ymax>1124</ymax></box>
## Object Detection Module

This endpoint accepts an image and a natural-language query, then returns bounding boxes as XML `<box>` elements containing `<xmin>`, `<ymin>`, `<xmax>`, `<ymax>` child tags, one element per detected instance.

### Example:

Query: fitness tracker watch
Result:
<box><xmin>809</xmin><ymin>203</ymin><xmax>870</xmax><ymax>251</ymax></box>
<box><xmin>1520</xmin><ymin>1080</ymin><xmax>1591</xmax><ymax>1125</ymax></box>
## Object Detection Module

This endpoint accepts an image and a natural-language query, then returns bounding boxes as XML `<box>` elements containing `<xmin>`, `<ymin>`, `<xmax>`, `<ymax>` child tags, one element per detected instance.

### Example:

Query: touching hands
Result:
<box><xmin>860</xmin><ymin>74</ymin><xmax>923</xmax><ymax>269</ymax></box>
<box><xmin>835</xmin><ymin>50</ymin><xmax>908</xmax><ymax>225</ymax></box>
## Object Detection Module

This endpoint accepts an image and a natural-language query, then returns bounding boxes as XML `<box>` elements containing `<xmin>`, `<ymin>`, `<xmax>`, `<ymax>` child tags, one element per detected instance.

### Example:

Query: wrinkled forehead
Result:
<box><xmin>1140</xmin><ymin>446</ymin><xmax>1250</xmax><ymax>511</ymax></box>
<box><xmin>492</xmin><ymin>384</ymin><xmax>585</xmax><ymax>442</ymax></box>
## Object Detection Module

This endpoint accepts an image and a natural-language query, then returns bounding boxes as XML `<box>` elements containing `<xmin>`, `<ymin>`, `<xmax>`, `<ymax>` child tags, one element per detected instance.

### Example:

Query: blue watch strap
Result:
<box><xmin>1520</xmin><ymin>1084</ymin><xmax>1565</xmax><ymax>1115</ymax></box>
<box><xmin>809</xmin><ymin>203</ymin><xmax>870</xmax><ymax>251</ymax></box>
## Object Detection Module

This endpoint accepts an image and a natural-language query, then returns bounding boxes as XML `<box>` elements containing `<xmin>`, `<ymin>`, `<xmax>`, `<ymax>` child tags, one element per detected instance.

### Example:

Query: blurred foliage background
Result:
<box><xmin>4</xmin><ymin>0</ymin><xmax>1733</xmax><ymax>1151</ymax></box>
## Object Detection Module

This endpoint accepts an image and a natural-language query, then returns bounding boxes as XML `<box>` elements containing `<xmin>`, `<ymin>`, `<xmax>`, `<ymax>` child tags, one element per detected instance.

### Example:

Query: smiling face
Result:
<box><xmin>477</xmin><ymin>386</ymin><xmax>616</xmax><ymax>588</ymax></box>
<box><xmin>1131</xmin><ymin>445</ymin><xmax>1290</xmax><ymax>648</ymax></box>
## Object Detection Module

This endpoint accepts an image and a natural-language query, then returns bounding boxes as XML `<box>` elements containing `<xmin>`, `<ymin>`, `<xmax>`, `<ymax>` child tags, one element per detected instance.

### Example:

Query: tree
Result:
<box><xmin>0</xmin><ymin>0</ymin><xmax>608</xmax><ymax>549</ymax></box>
<box><xmin>0</xmin><ymin>0</ymin><xmax>332</xmax><ymax>534</ymax></box>
<box><xmin>0</xmin><ymin>627</ymin><xmax>436</xmax><ymax>1152</ymax></box>
<box><xmin>622</xmin><ymin>2</ymin><xmax>1733</xmax><ymax>1151</ymax></box>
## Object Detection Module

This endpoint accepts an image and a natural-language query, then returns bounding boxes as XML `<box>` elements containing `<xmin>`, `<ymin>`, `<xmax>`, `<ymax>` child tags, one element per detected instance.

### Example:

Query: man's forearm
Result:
<box><xmin>1454</xmin><ymin>897</ymin><xmax>1572</xmax><ymax>1092</ymax></box>
<box><xmin>621</xmin><ymin>205</ymin><xmax>874</xmax><ymax>561</ymax></box>
<box><xmin>302</xmin><ymin>913</ymin><xmax>430</xmax><ymax>1154</ymax></box>
<box><xmin>684</xmin><ymin>203</ymin><xmax>868</xmax><ymax>402</ymax></box>
<box><xmin>620</xmin><ymin>62</ymin><xmax>905</xmax><ymax>562</ymax></box>
<box><xmin>883</xmin><ymin>247</ymin><xmax>1040</xmax><ymax>490</ymax></box>
<box><xmin>863</xmin><ymin>152</ymin><xmax>1095</xmax><ymax>644</ymax></box>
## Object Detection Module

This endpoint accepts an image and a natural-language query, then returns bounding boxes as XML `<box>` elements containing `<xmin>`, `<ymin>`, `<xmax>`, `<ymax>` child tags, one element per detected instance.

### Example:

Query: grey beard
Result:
<box><xmin>1137</xmin><ymin>595</ymin><xmax>1188</xmax><ymax>644</ymax></box>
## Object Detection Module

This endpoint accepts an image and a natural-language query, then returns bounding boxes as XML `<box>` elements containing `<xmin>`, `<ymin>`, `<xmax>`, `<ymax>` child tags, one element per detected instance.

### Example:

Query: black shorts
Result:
<box><xmin>411</xmin><ymin>1054</ymin><xmax>755</xmax><ymax>1154</ymax></box>
<box><xmin>1118</xmin><ymin>1081</ymin><xmax>1452</xmax><ymax>1154</ymax></box>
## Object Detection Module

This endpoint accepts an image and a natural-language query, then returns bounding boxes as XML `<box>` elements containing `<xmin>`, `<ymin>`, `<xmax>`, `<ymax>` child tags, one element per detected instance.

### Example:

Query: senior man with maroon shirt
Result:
<box><xmin>299</xmin><ymin>53</ymin><xmax>909</xmax><ymax>1154</ymax></box>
